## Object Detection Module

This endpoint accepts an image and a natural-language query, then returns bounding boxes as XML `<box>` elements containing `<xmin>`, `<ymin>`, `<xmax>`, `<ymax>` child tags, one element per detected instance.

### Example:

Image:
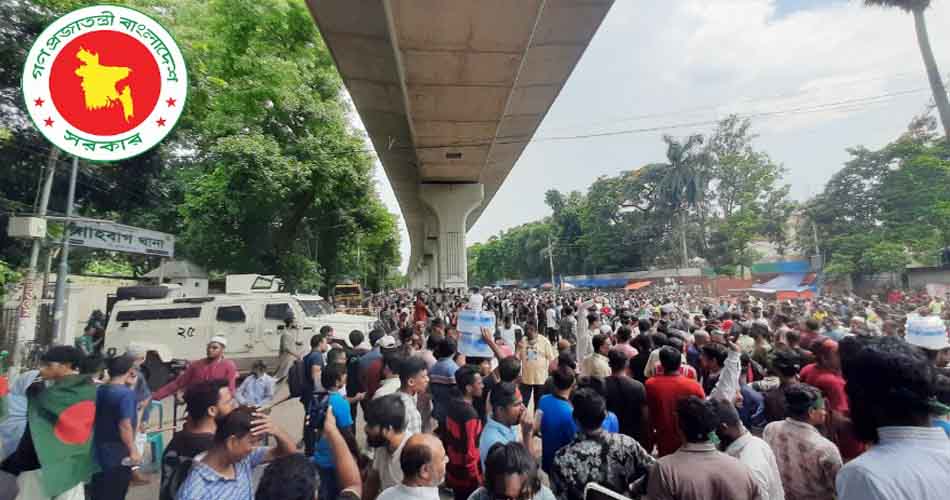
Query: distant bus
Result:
<box><xmin>333</xmin><ymin>282</ymin><xmax>363</xmax><ymax>307</ymax></box>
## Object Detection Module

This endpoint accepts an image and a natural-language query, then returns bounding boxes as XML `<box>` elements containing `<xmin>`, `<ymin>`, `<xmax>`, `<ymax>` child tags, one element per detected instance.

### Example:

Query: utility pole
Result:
<box><xmin>13</xmin><ymin>149</ymin><xmax>59</xmax><ymax>371</ymax></box>
<box><xmin>547</xmin><ymin>235</ymin><xmax>556</xmax><ymax>292</ymax></box>
<box><xmin>811</xmin><ymin>220</ymin><xmax>821</xmax><ymax>258</ymax></box>
<box><xmin>51</xmin><ymin>156</ymin><xmax>78</xmax><ymax>343</ymax></box>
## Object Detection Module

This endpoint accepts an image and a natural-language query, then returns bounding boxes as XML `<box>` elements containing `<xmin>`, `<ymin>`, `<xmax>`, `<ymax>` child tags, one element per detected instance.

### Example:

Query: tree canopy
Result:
<box><xmin>469</xmin><ymin>115</ymin><xmax>795</xmax><ymax>285</ymax></box>
<box><xmin>0</xmin><ymin>0</ymin><xmax>402</xmax><ymax>293</ymax></box>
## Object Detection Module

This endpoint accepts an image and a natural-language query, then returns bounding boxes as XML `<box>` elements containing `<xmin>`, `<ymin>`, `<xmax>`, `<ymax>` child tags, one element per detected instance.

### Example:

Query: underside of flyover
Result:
<box><xmin>306</xmin><ymin>0</ymin><xmax>613</xmax><ymax>289</ymax></box>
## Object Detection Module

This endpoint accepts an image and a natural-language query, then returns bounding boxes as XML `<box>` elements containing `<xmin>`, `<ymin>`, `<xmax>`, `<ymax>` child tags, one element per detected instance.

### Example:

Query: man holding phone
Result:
<box><xmin>311</xmin><ymin>363</ymin><xmax>360</xmax><ymax>500</ymax></box>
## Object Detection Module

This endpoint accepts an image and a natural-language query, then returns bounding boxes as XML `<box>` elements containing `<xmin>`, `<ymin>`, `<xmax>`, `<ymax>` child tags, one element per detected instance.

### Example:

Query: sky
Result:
<box><xmin>362</xmin><ymin>0</ymin><xmax>950</xmax><ymax>272</ymax></box>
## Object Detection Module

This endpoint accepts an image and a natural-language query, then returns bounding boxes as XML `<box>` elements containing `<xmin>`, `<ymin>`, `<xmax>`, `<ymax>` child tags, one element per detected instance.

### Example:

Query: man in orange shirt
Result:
<box><xmin>646</xmin><ymin>346</ymin><xmax>706</xmax><ymax>456</ymax></box>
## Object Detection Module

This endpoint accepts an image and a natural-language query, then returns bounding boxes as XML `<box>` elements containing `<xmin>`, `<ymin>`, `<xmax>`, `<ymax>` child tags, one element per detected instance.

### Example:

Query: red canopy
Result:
<box><xmin>625</xmin><ymin>281</ymin><xmax>652</xmax><ymax>291</ymax></box>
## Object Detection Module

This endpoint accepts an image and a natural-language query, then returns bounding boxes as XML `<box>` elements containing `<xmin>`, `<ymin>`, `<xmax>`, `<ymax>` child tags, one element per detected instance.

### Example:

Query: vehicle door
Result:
<box><xmin>260</xmin><ymin>302</ymin><xmax>294</xmax><ymax>353</ymax></box>
<box><xmin>214</xmin><ymin>304</ymin><xmax>254</xmax><ymax>353</ymax></box>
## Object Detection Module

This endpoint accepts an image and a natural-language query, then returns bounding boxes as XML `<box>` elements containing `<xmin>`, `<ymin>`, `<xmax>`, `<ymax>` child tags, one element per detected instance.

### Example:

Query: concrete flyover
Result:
<box><xmin>306</xmin><ymin>0</ymin><xmax>613</xmax><ymax>289</ymax></box>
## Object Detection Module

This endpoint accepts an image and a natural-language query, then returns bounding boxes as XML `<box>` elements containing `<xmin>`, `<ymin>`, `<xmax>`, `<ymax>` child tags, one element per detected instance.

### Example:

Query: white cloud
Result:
<box><xmin>351</xmin><ymin>0</ymin><xmax>950</xmax><ymax>271</ymax></box>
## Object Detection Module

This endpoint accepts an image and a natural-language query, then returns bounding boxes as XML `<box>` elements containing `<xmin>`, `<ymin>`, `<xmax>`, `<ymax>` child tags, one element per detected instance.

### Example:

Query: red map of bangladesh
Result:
<box><xmin>73</xmin><ymin>47</ymin><xmax>134</xmax><ymax>122</ymax></box>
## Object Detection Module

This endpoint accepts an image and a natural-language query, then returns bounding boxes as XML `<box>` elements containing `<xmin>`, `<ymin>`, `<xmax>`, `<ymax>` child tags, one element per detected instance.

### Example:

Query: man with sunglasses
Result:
<box><xmin>152</xmin><ymin>335</ymin><xmax>238</xmax><ymax>402</ymax></box>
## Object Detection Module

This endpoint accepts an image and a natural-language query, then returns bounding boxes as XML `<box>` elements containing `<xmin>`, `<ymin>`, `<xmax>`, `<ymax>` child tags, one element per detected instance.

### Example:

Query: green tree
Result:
<box><xmin>1</xmin><ymin>0</ymin><xmax>401</xmax><ymax>292</ymax></box>
<box><xmin>0</xmin><ymin>260</ymin><xmax>21</xmax><ymax>304</ymax></box>
<box><xmin>860</xmin><ymin>241</ymin><xmax>910</xmax><ymax>274</ymax></box>
<box><xmin>864</xmin><ymin>0</ymin><xmax>950</xmax><ymax>137</ymax></box>
<box><xmin>658</xmin><ymin>134</ymin><xmax>711</xmax><ymax>267</ymax></box>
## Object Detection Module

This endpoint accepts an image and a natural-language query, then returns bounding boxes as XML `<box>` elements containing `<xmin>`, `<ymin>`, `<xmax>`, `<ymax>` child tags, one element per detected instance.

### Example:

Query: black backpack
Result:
<box><xmin>160</xmin><ymin>450</ymin><xmax>194</xmax><ymax>500</ymax></box>
<box><xmin>287</xmin><ymin>358</ymin><xmax>307</xmax><ymax>398</ymax></box>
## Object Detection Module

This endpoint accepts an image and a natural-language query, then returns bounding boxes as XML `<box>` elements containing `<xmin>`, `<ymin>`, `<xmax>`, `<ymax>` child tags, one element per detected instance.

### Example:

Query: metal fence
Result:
<box><xmin>0</xmin><ymin>300</ymin><xmax>55</xmax><ymax>367</ymax></box>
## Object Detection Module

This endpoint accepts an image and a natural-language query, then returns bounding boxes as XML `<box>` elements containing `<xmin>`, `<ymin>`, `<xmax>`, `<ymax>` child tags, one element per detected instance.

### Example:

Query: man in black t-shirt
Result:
<box><xmin>161</xmin><ymin>379</ymin><xmax>235</xmax><ymax>499</ymax></box>
<box><xmin>604</xmin><ymin>350</ymin><xmax>648</xmax><ymax>444</ymax></box>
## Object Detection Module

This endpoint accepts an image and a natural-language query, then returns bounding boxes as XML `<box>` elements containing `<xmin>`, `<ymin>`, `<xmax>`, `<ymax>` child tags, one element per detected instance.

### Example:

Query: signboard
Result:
<box><xmin>457</xmin><ymin>310</ymin><xmax>496</xmax><ymax>358</ymax></box>
<box><xmin>66</xmin><ymin>220</ymin><xmax>174</xmax><ymax>257</ymax></box>
<box><xmin>22</xmin><ymin>5</ymin><xmax>187</xmax><ymax>161</ymax></box>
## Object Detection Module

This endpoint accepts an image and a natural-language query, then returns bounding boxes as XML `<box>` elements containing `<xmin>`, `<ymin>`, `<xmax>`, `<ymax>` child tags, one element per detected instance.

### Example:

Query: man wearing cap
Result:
<box><xmin>359</xmin><ymin>330</ymin><xmax>393</xmax><ymax>401</ymax></box>
<box><xmin>126</xmin><ymin>344</ymin><xmax>153</xmax><ymax>429</ymax></box>
<box><xmin>152</xmin><ymin>335</ymin><xmax>237</xmax><ymax>401</ymax></box>
<box><xmin>905</xmin><ymin>311</ymin><xmax>950</xmax><ymax>368</ymax></box>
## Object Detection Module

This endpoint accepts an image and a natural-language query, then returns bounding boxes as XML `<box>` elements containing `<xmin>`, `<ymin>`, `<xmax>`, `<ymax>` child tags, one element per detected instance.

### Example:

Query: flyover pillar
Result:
<box><xmin>420</xmin><ymin>183</ymin><xmax>484</xmax><ymax>291</ymax></box>
<box><xmin>423</xmin><ymin>239</ymin><xmax>439</xmax><ymax>289</ymax></box>
<box><xmin>410</xmin><ymin>269</ymin><xmax>424</xmax><ymax>290</ymax></box>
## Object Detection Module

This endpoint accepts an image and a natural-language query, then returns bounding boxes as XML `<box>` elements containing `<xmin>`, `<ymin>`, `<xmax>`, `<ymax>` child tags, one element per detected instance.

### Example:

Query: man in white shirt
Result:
<box><xmin>364</xmin><ymin>394</ymin><xmax>414</xmax><ymax>499</ymax></box>
<box><xmin>713</xmin><ymin>399</ymin><xmax>784</xmax><ymax>500</ymax></box>
<box><xmin>497</xmin><ymin>315</ymin><xmax>522</xmax><ymax>350</ymax></box>
<box><xmin>373</xmin><ymin>353</ymin><xmax>402</xmax><ymax>400</ymax></box>
<box><xmin>377</xmin><ymin>434</ymin><xmax>446</xmax><ymax>500</ymax></box>
<box><xmin>545</xmin><ymin>303</ymin><xmax>558</xmax><ymax>343</ymax></box>
<box><xmin>836</xmin><ymin>337</ymin><xmax>950</xmax><ymax>500</ymax></box>
<box><xmin>468</xmin><ymin>287</ymin><xmax>483</xmax><ymax>311</ymax></box>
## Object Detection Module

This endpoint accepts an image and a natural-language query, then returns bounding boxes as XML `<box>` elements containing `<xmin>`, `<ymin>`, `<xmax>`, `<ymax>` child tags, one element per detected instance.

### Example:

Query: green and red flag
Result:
<box><xmin>28</xmin><ymin>374</ymin><xmax>97</xmax><ymax>497</ymax></box>
<box><xmin>0</xmin><ymin>375</ymin><xmax>8</xmax><ymax>420</ymax></box>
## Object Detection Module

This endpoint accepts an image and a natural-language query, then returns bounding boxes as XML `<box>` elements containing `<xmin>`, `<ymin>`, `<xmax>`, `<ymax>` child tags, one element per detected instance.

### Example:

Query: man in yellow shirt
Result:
<box><xmin>518</xmin><ymin>322</ymin><xmax>556</xmax><ymax>411</ymax></box>
<box><xmin>582</xmin><ymin>333</ymin><xmax>613</xmax><ymax>378</ymax></box>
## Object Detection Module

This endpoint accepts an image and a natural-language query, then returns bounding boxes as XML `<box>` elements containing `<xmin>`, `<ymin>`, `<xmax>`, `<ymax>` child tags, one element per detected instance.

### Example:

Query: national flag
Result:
<box><xmin>0</xmin><ymin>375</ymin><xmax>8</xmax><ymax>420</ymax></box>
<box><xmin>28</xmin><ymin>374</ymin><xmax>97</xmax><ymax>497</ymax></box>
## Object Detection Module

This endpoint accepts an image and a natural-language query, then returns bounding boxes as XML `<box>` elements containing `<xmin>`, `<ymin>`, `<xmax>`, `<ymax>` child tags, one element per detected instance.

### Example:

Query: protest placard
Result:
<box><xmin>458</xmin><ymin>309</ymin><xmax>496</xmax><ymax>357</ymax></box>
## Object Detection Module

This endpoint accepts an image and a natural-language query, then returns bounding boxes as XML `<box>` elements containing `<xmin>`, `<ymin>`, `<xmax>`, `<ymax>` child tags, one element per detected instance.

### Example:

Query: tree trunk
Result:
<box><xmin>680</xmin><ymin>211</ymin><xmax>689</xmax><ymax>268</ymax></box>
<box><xmin>913</xmin><ymin>8</ymin><xmax>950</xmax><ymax>138</ymax></box>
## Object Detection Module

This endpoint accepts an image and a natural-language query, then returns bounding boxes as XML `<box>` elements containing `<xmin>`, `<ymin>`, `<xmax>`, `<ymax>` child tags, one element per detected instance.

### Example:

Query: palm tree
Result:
<box><xmin>864</xmin><ymin>0</ymin><xmax>950</xmax><ymax>138</ymax></box>
<box><xmin>658</xmin><ymin>134</ymin><xmax>711</xmax><ymax>267</ymax></box>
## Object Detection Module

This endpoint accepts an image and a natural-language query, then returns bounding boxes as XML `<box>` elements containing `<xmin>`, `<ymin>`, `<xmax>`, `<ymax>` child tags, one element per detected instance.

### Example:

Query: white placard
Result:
<box><xmin>458</xmin><ymin>310</ymin><xmax>496</xmax><ymax>357</ymax></box>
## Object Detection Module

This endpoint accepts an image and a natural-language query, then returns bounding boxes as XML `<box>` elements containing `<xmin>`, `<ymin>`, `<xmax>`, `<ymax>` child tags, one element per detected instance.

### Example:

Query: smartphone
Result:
<box><xmin>310</xmin><ymin>391</ymin><xmax>330</xmax><ymax>431</ymax></box>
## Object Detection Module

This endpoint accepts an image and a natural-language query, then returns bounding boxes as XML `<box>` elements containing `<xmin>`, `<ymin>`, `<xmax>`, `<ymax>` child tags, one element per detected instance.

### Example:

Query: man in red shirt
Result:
<box><xmin>413</xmin><ymin>292</ymin><xmax>431</xmax><ymax>325</ymax></box>
<box><xmin>444</xmin><ymin>365</ymin><xmax>484</xmax><ymax>500</ymax></box>
<box><xmin>800</xmin><ymin>337</ymin><xmax>866</xmax><ymax>460</ymax></box>
<box><xmin>152</xmin><ymin>335</ymin><xmax>238</xmax><ymax>401</ymax></box>
<box><xmin>799</xmin><ymin>318</ymin><xmax>821</xmax><ymax>351</ymax></box>
<box><xmin>646</xmin><ymin>346</ymin><xmax>706</xmax><ymax>456</ymax></box>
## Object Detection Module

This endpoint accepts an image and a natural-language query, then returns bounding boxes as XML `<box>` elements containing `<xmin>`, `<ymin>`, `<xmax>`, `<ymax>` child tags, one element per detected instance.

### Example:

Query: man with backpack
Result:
<box><xmin>290</xmin><ymin>330</ymin><xmax>329</xmax><ymax>456</ymax></box>
<box><xmin>161</xmin><ymin>379</ymin><xmax>236</xmax><ymax>500</ymax></box>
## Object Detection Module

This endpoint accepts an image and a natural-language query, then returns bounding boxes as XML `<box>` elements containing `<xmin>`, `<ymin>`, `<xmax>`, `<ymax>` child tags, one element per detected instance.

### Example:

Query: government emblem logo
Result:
<box><xmin>22</xmin><ymin>5</ymin><xmax>187</xmax><ymax>161</ymax></box>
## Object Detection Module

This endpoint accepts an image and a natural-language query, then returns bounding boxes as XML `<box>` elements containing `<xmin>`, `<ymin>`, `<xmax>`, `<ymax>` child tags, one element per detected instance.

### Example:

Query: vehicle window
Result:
<box><xmin>115</xmin><ymin>307</ymin><xmax>201</xmax><ymax>322</ymax></box>
<box><xmin>264</xmin><ymin>303</ymin><xmax>291</xmax><ymax>320</ymax></box>
<box><xmin>252</xmin><ymin>276</ymin><xmax>274</xmax><ymax>290</ymax></box>
<box><xmin>216</xmin><ymin>306</ymin><xmax>246</xmax><ymax>323</ymax></box>
<box><xmin>299</xmin><ymin>299</ymin><xmax>333</xmax><ymax>317</ymax></box>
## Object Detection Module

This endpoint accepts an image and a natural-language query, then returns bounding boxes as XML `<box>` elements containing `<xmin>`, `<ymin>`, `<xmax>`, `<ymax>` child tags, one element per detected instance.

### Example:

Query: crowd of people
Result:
<box><xmin>1</xmin><ymin>285</ymin><xmax>950</xmax><ymax>500</ymax></box>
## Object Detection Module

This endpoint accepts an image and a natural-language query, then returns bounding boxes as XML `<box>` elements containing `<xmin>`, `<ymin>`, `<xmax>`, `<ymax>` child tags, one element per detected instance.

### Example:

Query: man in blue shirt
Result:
<box><xmin>312</xmin><ymin>363</ymin><xmax>359</xmax><ymax>499</ymax></box>
<box><xmin>478</xmin><ymin>382</ymin><xmax>535</xmax><ymax>470</ymax></box>
<box><xmin>430</xmin><ymin>337</ymin><xmax>460</xmax><ymax>425</ymax></box>
<box><xmin>539</xmin><ymin>366</ymin><xmax>577</xmax><ymax>473</ymax></box>
<box><xmin>91</xmin><ymin>354</ymin><xmax>140</xmax><ymax>500</ymax></box>
<box><xmin>236</xmin><ymin>360</ymin><xmax>275</xmax><ymax>407</ymax></box>
<box><xmin>301</xmin><ymin>331</ymin><xmax>328</xmax><ymax>455</ymax></box>
<box><xmin>176</xmin><ymin>407</ymin><xmax>296</xmax><ymax>500</ymax></box>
